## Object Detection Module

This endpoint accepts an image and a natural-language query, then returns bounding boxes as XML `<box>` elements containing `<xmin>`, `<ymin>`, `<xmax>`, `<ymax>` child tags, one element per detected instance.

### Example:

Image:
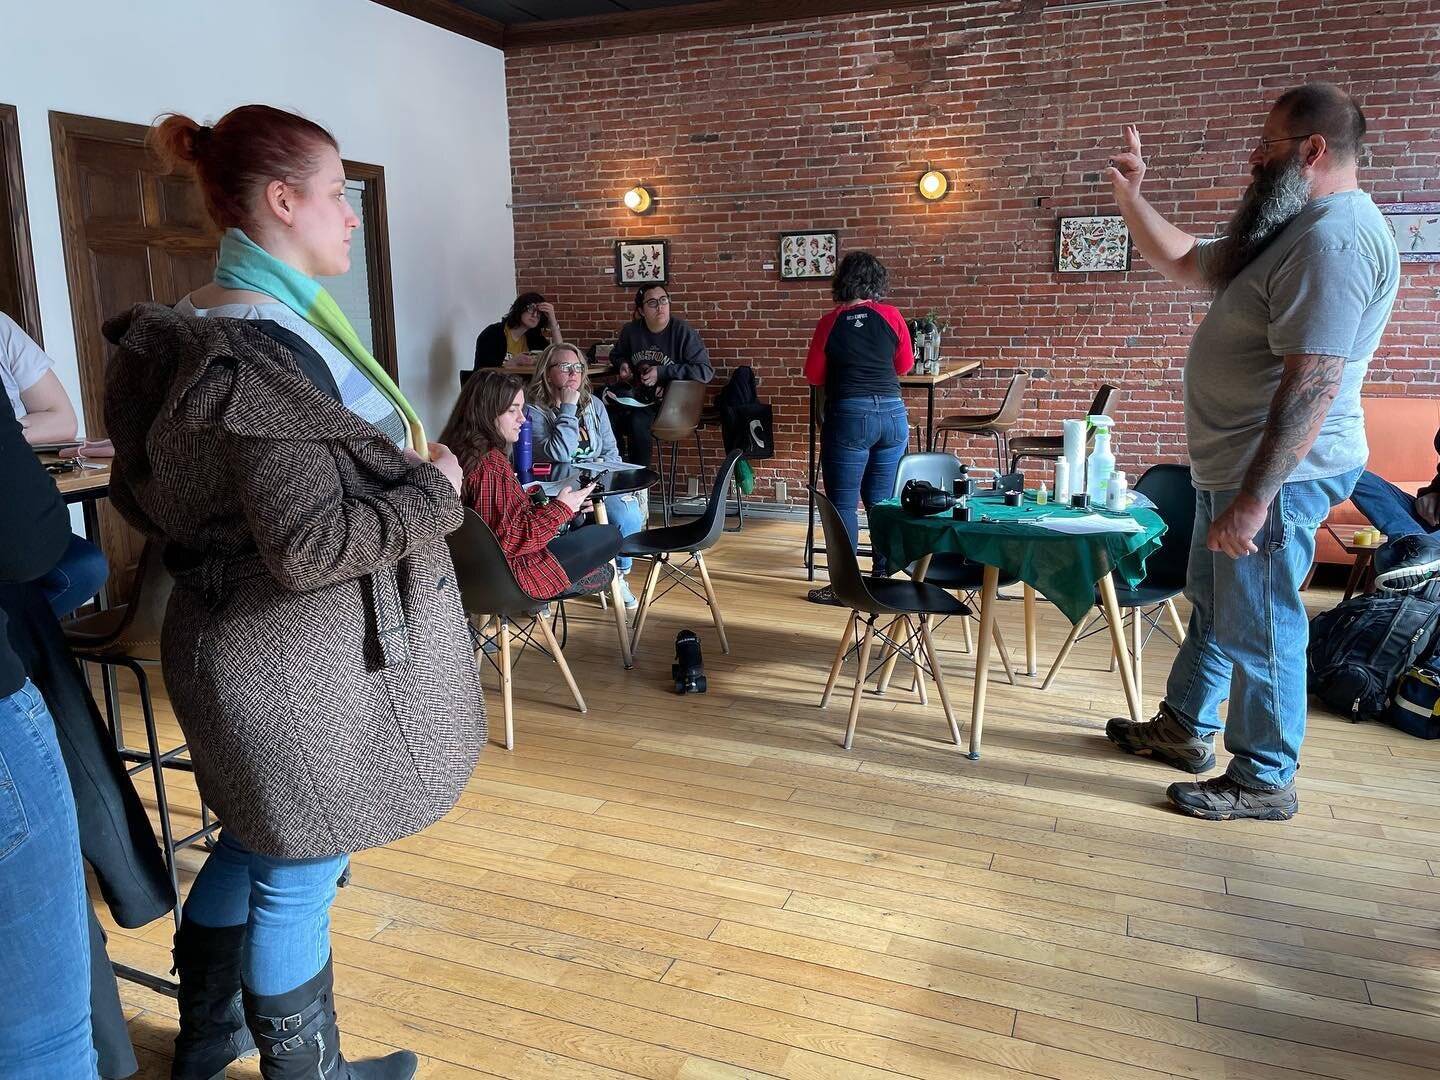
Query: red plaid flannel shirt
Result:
<box><xmin>464</xmin><ymin>449</ymin><xmax>573</xmax><ymax>599</ymax></box>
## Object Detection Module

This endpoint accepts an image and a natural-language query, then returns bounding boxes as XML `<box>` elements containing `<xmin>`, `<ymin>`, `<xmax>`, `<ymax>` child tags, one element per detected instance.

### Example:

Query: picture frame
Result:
<box><xmin>1381</xmin><ymin>202</ymin><xmax>1440</xmax><ymax>262</ymax></box>
<box><xmin>1055</xmin><ymin>215</ymin><xmax>1131</xmax><ymax>273</ymax></box>
<box><xmin>779</xmin><ymin>231</ymin><xmax>839</xmax><ymax>280</ymax></box>
<box><xmin>614</xmin><ymin>239</ymin><xmax>669</xmax><ymax>286</ymax></box>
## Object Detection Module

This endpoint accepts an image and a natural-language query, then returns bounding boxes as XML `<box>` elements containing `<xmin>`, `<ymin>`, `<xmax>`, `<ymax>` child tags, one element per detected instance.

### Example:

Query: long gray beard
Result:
<box><xmin>1207</xmin><ymin>159</ymin><xmax>1312</xmax><ymax>290</ymax></box>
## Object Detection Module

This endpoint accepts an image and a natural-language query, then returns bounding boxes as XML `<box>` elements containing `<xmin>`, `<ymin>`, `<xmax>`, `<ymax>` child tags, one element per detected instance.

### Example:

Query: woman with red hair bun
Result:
<box><xmin>107</xmin><ymin>105</ymin><xmax>483</xmax><ymax>1080</ymax></box>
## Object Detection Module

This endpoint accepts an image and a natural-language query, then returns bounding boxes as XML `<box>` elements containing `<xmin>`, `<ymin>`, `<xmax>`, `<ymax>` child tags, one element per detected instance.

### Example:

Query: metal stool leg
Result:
<box><xmin>124</xmin><ymin>659</ymin><xmax>182</xmax><ymax>934</ymax></box>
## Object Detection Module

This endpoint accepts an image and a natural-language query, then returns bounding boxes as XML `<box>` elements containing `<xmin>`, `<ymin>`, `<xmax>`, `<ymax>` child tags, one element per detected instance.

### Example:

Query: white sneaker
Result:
<box><xmin>617</xmin><ymin>576</ymin><xmax>639</xmax><ymax>609</ymax></box>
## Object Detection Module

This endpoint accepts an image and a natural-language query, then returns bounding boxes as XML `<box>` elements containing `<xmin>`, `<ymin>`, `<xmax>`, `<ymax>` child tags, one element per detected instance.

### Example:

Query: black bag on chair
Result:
<box><xmin>716</xmin><ymin>366</ymin><xmax>774</xmax><ymax>460</ymax></box>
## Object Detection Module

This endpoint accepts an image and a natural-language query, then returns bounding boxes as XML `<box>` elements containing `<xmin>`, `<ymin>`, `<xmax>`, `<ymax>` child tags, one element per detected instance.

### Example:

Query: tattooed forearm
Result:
<box><xmin>1240</xmin><ymin>353</ymin><xmax>1348</xmax><ymax>506</ymax></box>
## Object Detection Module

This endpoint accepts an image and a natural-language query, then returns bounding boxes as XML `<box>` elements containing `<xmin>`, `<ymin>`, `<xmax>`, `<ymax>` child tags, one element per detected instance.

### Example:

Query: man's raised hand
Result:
<box><xmin>1105</xmin><ymin>125</ymin><xmax>1147</xmax><ymax>205</ymax></box>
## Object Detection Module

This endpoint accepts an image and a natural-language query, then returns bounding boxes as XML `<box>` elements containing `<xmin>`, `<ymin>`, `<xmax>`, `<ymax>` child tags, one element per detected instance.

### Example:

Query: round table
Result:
<box><xmin>528</xmin><ymin>462</ymin><xmax>659</xmax><ymax>669</ymax></box>
<box><xmin>869</xmin><ymin>493</ymin><xmax>1167</xmax><ymax>757</ymax></box>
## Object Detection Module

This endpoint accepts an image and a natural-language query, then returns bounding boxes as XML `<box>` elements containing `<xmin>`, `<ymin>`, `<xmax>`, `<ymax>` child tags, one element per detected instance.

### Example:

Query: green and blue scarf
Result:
<box><xmin>215</xmin><ymin>229</ymin><xmax>425</xmax><ymax>453</ymax></box>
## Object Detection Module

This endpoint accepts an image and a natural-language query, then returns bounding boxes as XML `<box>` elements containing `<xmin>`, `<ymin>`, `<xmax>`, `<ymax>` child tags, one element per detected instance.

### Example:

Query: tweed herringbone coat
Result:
<box><xmin>103</xmin><ymin>304</ymin><xmax>485</xmax><ymax>858</ymax></box>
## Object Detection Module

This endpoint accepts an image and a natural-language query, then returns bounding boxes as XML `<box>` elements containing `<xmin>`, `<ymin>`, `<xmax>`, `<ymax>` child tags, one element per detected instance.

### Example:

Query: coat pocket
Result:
<box><xmin>362</xmin><ymin>570</ymin><xmax>410</xmax><ymax>670</ymax></box>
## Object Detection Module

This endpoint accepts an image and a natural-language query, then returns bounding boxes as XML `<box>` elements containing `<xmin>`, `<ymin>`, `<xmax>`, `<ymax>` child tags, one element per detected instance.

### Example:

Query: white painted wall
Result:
<box><xmin>1</xmin><ymin>0</ymin><xmax>513</xmax><ymax>434</ymax></box>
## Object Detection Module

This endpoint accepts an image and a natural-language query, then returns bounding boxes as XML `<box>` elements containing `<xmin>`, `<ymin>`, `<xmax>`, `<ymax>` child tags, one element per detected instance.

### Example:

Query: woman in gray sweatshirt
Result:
<box><xmin>527</xmin><ymin>344</ymin><xmax>647</xmax><ymax>607</ymax></box>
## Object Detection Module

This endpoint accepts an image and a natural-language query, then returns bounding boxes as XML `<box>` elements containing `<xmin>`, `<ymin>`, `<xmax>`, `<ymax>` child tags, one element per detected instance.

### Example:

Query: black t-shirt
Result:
<box><xmin>804</xmin><ymin>302</ymin><xmax>910</xmax><ymax>400</ymax></box>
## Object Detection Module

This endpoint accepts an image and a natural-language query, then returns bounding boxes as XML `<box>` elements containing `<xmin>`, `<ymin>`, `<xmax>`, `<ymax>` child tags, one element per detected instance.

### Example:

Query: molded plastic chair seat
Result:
<box><xmin>935</xmin><ymin>370</ymin><xmax>1029</xmax><ymax>471</ymax></box>
<box><xmin>650</xmin><ymin>380</ymin><xmax>709</xmax><ymax>525</ymax></box>
<box><xmin>862</xmin><ymin>578</ymin><xmax>971</xmax><ymax>618</ymax></box>
<box><xmin>620</xmin><ymin>451</ymin><xmax>743</xmax><ymax>657</ymax></box>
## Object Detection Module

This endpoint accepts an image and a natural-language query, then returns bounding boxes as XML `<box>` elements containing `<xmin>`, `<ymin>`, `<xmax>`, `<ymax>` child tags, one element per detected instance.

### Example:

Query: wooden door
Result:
<box><xmin>50</xmin><ymin>112</ymin><xmax>219</xmax><ymax>596</ymax></box>
<box><xmin>0</xmin><ymin>104</ymin><xmax>42</xmax><ymax>339</ymax></box>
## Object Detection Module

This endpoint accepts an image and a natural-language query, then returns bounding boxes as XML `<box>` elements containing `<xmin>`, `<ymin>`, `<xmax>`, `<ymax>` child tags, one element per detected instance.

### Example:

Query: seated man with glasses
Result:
<box><xmin>605</xmin><ymin>285</ymin><xmax>714</xmax><ymax>466</ymax></box>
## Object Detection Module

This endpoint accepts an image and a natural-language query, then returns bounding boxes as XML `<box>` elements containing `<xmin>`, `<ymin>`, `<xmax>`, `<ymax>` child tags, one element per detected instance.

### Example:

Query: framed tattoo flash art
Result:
<box><xmin>1381</xmin><ymin>203</ymin><xmax>1440</xmax><ymax>263</ymax></box>
<box><xmin>779</xmin><ymin>231</ymin><xmax>839</xmax><ymax>280</ymax></box>
<box><xmin>1055</xmin><ymin>215</ymin><xmax>1132</xmax><ymax>273</ymax></box>
<box><xmin>614</xmin><ymin>240</ymin><xmax>669</xmax><ymax>286</ymax></box>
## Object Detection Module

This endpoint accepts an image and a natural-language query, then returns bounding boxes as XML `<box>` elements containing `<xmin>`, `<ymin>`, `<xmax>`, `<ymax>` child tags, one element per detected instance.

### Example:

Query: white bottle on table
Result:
<box><xmin>1107</xmin><ymin>470</ymin><xmax>1128</xmax><ymax>511</ymax></box>
<box><xmin>1054</xmin><ymin>458</ymin><xmax>1070</xmax><ymax>503</ymax></box>
<box><xmin>1086</xmin><ymin>416</ymin><xmax>1115</xmax><ymax>507</ymax></box>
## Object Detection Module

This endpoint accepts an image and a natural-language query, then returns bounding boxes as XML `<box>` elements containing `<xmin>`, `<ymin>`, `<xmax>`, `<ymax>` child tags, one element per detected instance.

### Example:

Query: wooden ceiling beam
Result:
<box><xmin>504</xmin><ymin>0</ymin><xmax>944</xmax><ymax>49</ymax></box>
<box><xmin>368</xmin><ymin>0</ymin><xmax>506</xmax><ymax>48</ymax></box>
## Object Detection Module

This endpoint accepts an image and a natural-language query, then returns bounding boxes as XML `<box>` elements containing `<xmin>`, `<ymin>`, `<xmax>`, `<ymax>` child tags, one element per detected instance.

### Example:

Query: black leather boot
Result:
<box><xmin>243</xmin><ymin>956</ymin><xmax>417</xmax><ymax>1079</ymax></box>
<box><xmin>171</xmin><ymin>920</ymin><xmax>256</xmax><ymax>1080</ymax></box>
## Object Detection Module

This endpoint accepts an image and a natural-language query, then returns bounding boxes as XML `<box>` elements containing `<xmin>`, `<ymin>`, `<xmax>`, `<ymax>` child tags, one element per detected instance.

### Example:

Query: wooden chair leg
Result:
<box><xmin>1131</xmin><ymin>605</ymin><xmax>1144</xmax><ymax>703</ymax></box>
<box><xmin>1165</xmin><ymin>598</ymin><xmax>1187</xmax><ymax>642</ymax></box>
<box><xmin>874</xmin><ymin>615</ymin><xmax>906</xmax><ymax>694</ymax></box>
<box><xmin>1042</xmin><ymin>610</ymin><xmax>1093</xmax><ymax>690</ymax></box>
<box><xmin>497</xmin><ymin>616</ymin><xmax>514</xmax><ymax>750</ymax></box>
<box><xmin>991</xmin><ymin>620</ymin><xmax>1017</xmax><ymax>686</ymax></box>
<box><xmin>694</xmin><ymin>551</ymin><xmax>730</xmax><ymax>654</ymax></box>
<box><xmin>842</xmin><ymin>619</ymin><xmax>876</xmax><ymax>750</ymax></box>
<box><xmin>536</xmin><ymin>612</ymin><xmax>586</xmax><ymax>714</ymax></box>
<box><xmin>820</xmin><ymin>613</ymin><xmax>857</xmax><ymax>708</ymax></box>
<box><xmin>960</xmin><ymin>612</ymin><xmax>974</xmax><ymax>653</ymax></box>
<box><xmin>919</xmin><ymin>615</ymin><xmax>961</xmax><ymax>745</ymax></box>
<box><xmin>629</xmin><ymin>554</ymin><xmax>665</xmax><ymax>656</ymax></box>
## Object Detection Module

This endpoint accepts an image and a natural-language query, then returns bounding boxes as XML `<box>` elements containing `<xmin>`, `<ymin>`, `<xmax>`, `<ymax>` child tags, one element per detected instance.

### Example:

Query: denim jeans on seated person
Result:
<box><xmin>181</xmin><ymin>828</ymin><xmax>348</xmax><ymax>996</ymax></box>
<box><xmin>603</xmin><ymin>492</ymin><xmax>646</xmax><ymax>573</ymax></box>
<box><xmin>0</xmin><ymin>681</ymin><xmax>97</xmax><ymax>1079</ymax></box>
<box><xmin>821</xmin><ymin>394</ymin><xmax>909</xmax><ymax>576</ymax></box>
<box><xmin>39</xmin><ymin>533</ymin><xmax>109</xmax><ymax>619</ymax></box>
<box><xmin>1162</xmin><ymin>469</ymin><xmax>1359</xmax><ymax>790</ymax></box>
<box><xmin>1350</xmin><ymin>470</ymin><xmax>1434</xmax><ymax>539</ymax></box>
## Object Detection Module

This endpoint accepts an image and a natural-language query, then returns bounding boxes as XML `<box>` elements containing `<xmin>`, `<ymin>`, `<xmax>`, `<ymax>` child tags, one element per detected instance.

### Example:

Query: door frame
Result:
<box><xmin>0</xmin><ymin>103</ymin><xmax>43</xmax><ymax>341</ymax></box>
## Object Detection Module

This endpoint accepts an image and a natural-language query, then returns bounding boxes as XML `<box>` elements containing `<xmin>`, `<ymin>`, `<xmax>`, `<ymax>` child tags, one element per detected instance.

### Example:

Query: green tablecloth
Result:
<box><xmin>868</xmin><ymin>495</ymin><xmax>1167</xmax><ymax>624</ymax></box>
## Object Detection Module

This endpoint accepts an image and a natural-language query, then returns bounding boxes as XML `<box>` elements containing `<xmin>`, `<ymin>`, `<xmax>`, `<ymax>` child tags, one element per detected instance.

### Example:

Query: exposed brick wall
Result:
<box><xmin>507</xmin><ymin>0</ymin><xmax>1440</xmax><ymax>501</ymax></box>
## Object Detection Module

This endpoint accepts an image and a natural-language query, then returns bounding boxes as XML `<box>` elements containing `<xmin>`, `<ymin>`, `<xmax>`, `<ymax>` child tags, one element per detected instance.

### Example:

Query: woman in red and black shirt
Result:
<box><xmin>803</xmin><ymin>251</ymin><xmax>913</xmax><ymax>604</ymax></box>
<box><xmin>440</xmin><ymin>371</ymin><xmax>620</xmax><ymax>599</ymax></box>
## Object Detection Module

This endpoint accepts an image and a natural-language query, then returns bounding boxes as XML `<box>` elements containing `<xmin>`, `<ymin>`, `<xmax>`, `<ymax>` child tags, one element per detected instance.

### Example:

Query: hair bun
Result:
<box><xmin>149</xmin><ymin>112</ymin><xmax>207</xmax><ymax>167</ymax></box>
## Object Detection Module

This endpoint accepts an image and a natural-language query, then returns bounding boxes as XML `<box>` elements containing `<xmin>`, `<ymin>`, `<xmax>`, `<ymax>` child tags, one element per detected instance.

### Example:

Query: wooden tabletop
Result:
<box><xmin>40</xmin><ymin>455</ymin><xmax>112</xmax><ymax>498</ymax></box>
<box><xmin>899</xmin><ymin>359</ymin><xmax>982</xmax><ymax>386</ymax></box>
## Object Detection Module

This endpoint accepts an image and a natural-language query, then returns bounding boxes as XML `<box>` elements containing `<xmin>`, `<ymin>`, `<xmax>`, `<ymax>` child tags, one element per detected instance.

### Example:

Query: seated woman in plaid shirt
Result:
<box><xmin>441</xmin><ymin>370</ymin><xmax>622</xmax><ymax>598</ymax></box>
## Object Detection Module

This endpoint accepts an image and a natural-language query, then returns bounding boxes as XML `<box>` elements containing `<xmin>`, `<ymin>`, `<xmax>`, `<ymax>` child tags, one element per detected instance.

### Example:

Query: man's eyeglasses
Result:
<box><xmin>642</xmin><ymin>296</ymin><xmax>670</xmax><ymax>310</ymax></box>
<box><xmin>550</xmin><ymin>362</ymin><xmax>586</xmax><ymax>374</ymax></box>
<box><xmin>1255</xmin><ymin>133</ymin><xmax>1314</xmax><ymax>153</ymax></box>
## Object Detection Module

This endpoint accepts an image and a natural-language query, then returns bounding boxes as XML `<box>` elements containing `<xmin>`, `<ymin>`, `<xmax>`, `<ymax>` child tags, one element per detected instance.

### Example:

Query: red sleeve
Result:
<box><xmin>878</xmin><ymin>305</ymin><xmax>914</xmax><ymax>375</ymax></box>
<box><xmin>466</xmin><ymin>452</ymin><xmax>571</xmax><ymax>558</ymax></box>
<box><xmin>804</xmin><ymin>308</ymin><xmax>840</xmax><ymax>386</ymax></box>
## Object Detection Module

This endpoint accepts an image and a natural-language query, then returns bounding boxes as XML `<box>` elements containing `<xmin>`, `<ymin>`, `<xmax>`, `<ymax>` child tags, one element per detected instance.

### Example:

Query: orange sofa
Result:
<box><xmin>1314</xmin><ymin>393</ymin><xmax>1440</xmax><ymax>567</ymax></box>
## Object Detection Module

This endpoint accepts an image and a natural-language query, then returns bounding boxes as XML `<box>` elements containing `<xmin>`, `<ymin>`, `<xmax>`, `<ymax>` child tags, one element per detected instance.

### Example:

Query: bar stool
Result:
<box><xmin>65</xmin><ymin>541</ymin><xmax>220</xmax><ymax>932</ymax></box>
<box><xmin>1007</xmin><ymin>383</ymin><xmax>1119</xmax><ymax>474</ymax></box>
<box><xmin>650</xmin><ymin>380</ymin><xmax>708</xmax><ymax>526</ymax></box>
<box><xmin>935</xmin><ymin>370</ymin><xmax>1029</xmax><ymax>473</ymax></box>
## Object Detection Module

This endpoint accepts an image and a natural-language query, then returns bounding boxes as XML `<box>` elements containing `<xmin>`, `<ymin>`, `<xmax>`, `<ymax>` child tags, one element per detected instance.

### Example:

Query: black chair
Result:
<box><xmin>65</xmin><ymin>541</ymin><xmax>220</xmax><ymax>934</ymax></box>
<box><xmin>447</xmin><ymin>509</ymin><xmax>589</xmax><ymax>750</ymax></box>
<box><xmin>1007</xmin><ymin>383</ymin><xmax>1120</xmax><ymax>474</ymax></box>
<box><xmin>620</xmin><ymin>450</ymin><xmax>742</xmax><ymax>658</ymax></box>
<box><xmin>1042</xmin><ymin>463</ymin><xmax>1194</xmax><ymax>699</ymax></box>
<box><xmin>890</xmin><ymin>453</ymin><xmax>1018</xmax><ymax>681</ymax></box>
<box><xmin>814</xmin><ymin>489</ymin><xmax>970</xmax><ymax>749</ymax></box>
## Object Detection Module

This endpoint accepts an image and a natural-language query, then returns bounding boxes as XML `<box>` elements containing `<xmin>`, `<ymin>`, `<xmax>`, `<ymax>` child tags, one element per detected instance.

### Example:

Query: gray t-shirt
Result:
<box><xmin>1185</xmin><ymin>190</ymin><xmax>1400</xmax><ymax>491</ymax></box>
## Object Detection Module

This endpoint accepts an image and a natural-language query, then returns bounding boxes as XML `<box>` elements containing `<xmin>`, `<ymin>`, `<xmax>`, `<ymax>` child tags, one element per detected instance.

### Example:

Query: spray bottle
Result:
<box><xmin>1085</xmin><ymin>415</ymin><xmax>1115</xmax><ymax>509</ymax></box>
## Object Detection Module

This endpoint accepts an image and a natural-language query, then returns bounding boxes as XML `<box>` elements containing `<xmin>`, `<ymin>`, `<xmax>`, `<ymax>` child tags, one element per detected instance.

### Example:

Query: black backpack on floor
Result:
<box><xmin>1307</xmin><ymin>584</ymin><xmax>1440</xmax><ymax>722</ymax></box>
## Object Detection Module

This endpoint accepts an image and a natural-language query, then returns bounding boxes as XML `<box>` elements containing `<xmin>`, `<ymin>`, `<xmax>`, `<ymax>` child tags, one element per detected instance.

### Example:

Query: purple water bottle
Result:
<box><xmin>515</xmin><ymin>408</ymin><xmax>533</xmax><ymax>484</ymax></box>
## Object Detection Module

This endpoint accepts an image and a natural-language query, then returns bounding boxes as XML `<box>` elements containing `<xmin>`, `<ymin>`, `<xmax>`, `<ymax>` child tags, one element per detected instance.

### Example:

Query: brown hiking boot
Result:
<box><xmin>1106</xmin><ymin>704</ymin><xmax>1215</xmax><ymax>773</ymax></box>
<box><xmin>1167</xmin><ymin>774</ymin><xmax>1298</xmax><ymax>821</ymax></box>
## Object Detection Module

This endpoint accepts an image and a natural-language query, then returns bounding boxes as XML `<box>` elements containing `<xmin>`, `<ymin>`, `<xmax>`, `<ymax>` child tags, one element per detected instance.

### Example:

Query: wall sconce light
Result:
<box><xmin>917</xmin><ymin>168</ymin><xmax>949</xmax><ymax>202</ymax></box>
<box><xmin>623</xmin><ymin>185</ymin><xmax>654</xmax><ymax>214</ymax></box>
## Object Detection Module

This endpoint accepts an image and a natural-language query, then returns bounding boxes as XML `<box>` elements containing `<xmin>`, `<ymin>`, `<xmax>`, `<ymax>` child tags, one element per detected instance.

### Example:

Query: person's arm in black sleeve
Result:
<box><xmin>0</xmin><ymin>391</ymin><xmax>70</xmax><ymax>585</ymax></box>
<box><xmin>474</xmin><ymin>323</ymin><xmax>506</xmax><ymax>369</ymax></box>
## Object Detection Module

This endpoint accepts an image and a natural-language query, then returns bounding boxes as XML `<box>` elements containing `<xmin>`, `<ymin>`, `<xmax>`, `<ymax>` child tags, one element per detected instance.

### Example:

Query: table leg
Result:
<box><xmin>805</xmin><ymin>387</ymin><xmax>819</xmax><ymax>578</ymax></box>
<box><xmin>925</xmin><ymin>384</ymin><xmax>937</xmax><ymax>452</ymax></box>
<box><xmin>1098</xmin><ymin>573</ymin><xmax>1142</xmax><ymax>723</ymax></box>
<box><xmin>1023</xmin><ymin>584</ymin><xmax>1037</xmax><ymax>677</ymax></box>
<box><xmin>967</xmin><ymin>564</ymin><xmax>1000</xmax><ymax>759</ymax></box>
<box><xmin>81</xmin><ymin>495</ymin><xmax>111</xmax><ymax>610</ymax></box>
<box><xmin>1343</xmin><ymin>551</ymin><xmax>1372</xmax><ymax>601</ymax></box>
<box><xmin>592</xmin><ymin>500</ymin><xmax>633</xmax><ymax>669</ymax></box>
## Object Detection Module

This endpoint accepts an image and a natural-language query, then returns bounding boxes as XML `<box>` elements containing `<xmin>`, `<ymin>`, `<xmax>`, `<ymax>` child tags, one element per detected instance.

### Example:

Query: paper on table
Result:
<box><xmin>1035</xmin><ymin>513</ymin><xmax>1144</xmax><ymax>535</ymax></box>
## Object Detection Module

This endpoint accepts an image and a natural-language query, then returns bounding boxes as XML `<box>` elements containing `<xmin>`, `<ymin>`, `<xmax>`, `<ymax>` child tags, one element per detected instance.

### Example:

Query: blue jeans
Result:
<box><xmin>39</xmin><ymin>534</ymin><xmax>109</xmax><ymax>619</ymax></box>
<box><xmin>821</xmin><ymin>394</ymin><xmax>909</xmax><ymax>575</ymax></box>
<box><xmin>604</xmin><ymin>492</ymin><xmax>646</xmax><ymax>573</ymax></box>
<box><xmin>181</xmin><ymin>829</ymin><xmax>347</xmax><ymax>996</ymax></box>
<box><xmin>0</xmin><ymin>682</ymin><xmax>96</xmax><ymax>1078</ymax></box>
<box><xmin>1350</xmin><ymin>470</ymin><xmax>1433</xmax><ymax>539</ymax></box>
<box><xmin>1164</xmin><ymin>470</ymin><xmax>1359</xmax><ymax>789</ymax></box>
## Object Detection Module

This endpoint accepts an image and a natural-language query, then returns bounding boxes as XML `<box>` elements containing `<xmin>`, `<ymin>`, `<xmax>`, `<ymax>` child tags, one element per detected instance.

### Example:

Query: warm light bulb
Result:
<box><xmin>623</xmin><ymin>185</ymin><xmax>652</xmax><ymax>214</ymax></box>
<box><xmin>918</xmin><ymin>169</ymin><xmax>948</xmax><ymax>201</ymax></box>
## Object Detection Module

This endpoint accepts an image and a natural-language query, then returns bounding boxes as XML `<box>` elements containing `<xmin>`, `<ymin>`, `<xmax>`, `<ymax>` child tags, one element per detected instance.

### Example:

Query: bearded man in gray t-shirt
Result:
<box><xmin>1102</xmin><ymin>82</ymin><xmax>1399</xmax><ymax>821</ymax></box>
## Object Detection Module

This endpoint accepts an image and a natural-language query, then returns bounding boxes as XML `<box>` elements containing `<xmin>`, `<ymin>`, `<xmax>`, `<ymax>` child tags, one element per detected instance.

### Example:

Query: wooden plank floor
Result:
<box><xmin>95</xmin><ymin>518</ymin><xmax>1440</xmax><ymax>1079</ymax></box>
